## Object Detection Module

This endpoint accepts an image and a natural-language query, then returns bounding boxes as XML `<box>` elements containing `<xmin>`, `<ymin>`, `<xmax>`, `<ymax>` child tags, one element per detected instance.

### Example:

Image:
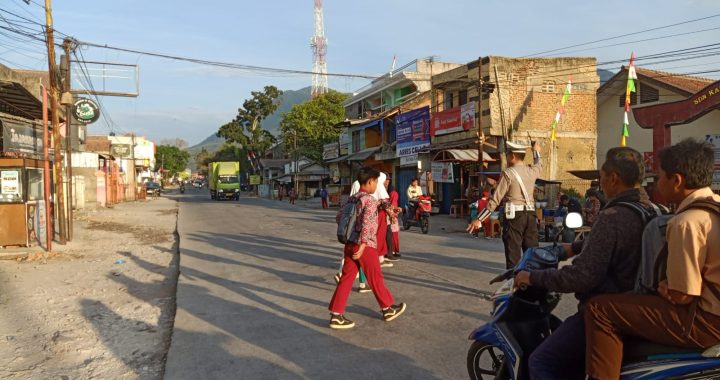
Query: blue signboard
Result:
<box><xmin>395</xmin><ymin>106</ymin><xmax>430</xmax><ymax>157</ymax></box>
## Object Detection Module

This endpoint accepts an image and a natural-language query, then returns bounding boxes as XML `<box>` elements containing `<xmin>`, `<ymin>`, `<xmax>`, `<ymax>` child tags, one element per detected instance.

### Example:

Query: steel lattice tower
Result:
<box><xmin>310</xmin><ymin>0</ymin><xmax>328</xmax><ymax>97</ymax></box>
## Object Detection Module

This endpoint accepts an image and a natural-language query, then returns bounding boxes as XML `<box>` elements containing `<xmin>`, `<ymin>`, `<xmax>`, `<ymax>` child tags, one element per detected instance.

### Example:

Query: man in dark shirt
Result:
<box><xmin>514</xmin><ymin>147</ymin><xmax>656</xmax><ymax>380</ymax></box>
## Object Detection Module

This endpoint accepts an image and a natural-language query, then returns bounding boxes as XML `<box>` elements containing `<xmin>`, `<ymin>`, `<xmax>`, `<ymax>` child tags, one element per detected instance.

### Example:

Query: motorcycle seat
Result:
<box><xmin>623</xmin><ymin>338</ymin><xmax>705</xmax><ymax>362</ymax></box>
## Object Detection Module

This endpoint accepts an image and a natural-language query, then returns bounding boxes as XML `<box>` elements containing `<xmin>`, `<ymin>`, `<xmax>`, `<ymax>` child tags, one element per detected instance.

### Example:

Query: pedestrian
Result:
<box><xmin>584</xmin><ymin>139</ymin><xmax>720</xmax><ymax>380</ymax></box>
<box><xmin>328</xmin><ymin>166</ymin><xmax>407</xmax><ymax>329</ymax></box>
<box><xmin>467</xmin><ymin>141</ymin><xmax>542</xmax><ymax>269</ymax></box>
<box><xmin>583</xmin><ymin>189</ymin><xmax>602</xmax><ymax>226</ymax></box>
<box><xmin>386</xmin><ymin>183</ymin><xmax>401</xmax><ymax>260</ymax></box>
<box><xmin>288</xmin><ymin>188</ymin><xmax>296</xmax><ymax>205</ymax></box>
<box><xmin>335</xmin><ymin>181</ymin><xmax>370</xmax><ymax>292</ymax></box>
<box><xmin>320</xmin><ymin>187</ymin><xmax>329</xmax><ymax>209</ymax></box>
<box><xmin>513</xmin><ymin>146</ymin><xmax>656</xmax><ymax>379</ymax></box>
<box><xmin>278</xmin><ymin>185</ymin><xmax>285</xmax><ymax>201</ymax></box>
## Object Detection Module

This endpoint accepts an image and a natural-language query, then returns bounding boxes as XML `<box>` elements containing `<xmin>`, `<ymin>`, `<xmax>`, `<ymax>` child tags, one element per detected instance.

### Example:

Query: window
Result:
<box><xmin>352</xmin><ymin>130</ymin><xmax>361</xmax><ymax>152</ymax></box>
<box><xmin>26</xmin><ymin>168</ymin><xmax>44</xmax><ymax>202</ymax></box>
<box><xmin>509</xmin><ymin>73</ymin><xmax>520</xmax><ymax>85</ymax></box>
<box><xmin>443</xmin><ymin>91</ymin><xmax>454</xmax><ymax>110</ymax></box>
<box><xmin>481</xmin><ymin>109</ymin><xmax>491</xmax><ymax>116</ymax></box>
<box><xmin>541</xmin><ymin>80</ymin><xmax>556</xmax><ymax>93</ymax></box>
<box><xmin>640</xmin><ymin>83</ymin><xmax>659</xmax><ymax>104</ymax></box>
<box><xmin>619</xmin><ymin>92</ymin><xmax>638</xmax><ymax>107</ymax></box>
<box><xmin>459</xmin><ymin>90</ymin><xmax>468</xmax><ymax>105</ymax></box>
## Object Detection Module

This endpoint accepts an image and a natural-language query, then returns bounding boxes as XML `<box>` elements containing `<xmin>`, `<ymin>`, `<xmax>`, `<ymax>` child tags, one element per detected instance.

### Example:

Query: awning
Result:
<box><xmin>326</xmin><ymin>155</ymin><xmax>349</xmax><ymax>163</ymax></box>
<box><xmin>347</xmin><ymin>146</ymin><xmax>381</xmax><ymax>161</ymax></box>
<box><xmin>568</xmin><ymin>170</ymin><xmax>599</xmax><ymax>180</ymax></box>
<box><xmin>433</xmin><ymin>149</ymin><xmax>495</xmax><ymax>162</ymax></box>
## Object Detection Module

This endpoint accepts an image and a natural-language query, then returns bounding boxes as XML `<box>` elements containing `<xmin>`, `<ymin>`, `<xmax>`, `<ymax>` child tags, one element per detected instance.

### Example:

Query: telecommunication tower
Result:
<box><xmin>310</xmin><ymin>0</ymin><xmax>328</xmax><ymax>97</ymax></box>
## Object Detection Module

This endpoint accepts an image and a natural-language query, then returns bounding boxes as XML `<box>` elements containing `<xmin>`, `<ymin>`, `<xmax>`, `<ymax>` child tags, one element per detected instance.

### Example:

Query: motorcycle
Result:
<box><xmin>180</xmin><ymin>184</ymin><xmax>185</xmax><ymax>194</ymax></box>
<box><xmin>467</xmin><ymin>212</ymin><xmax>720</xmax><ymax>380</ymax></box>
<box><xmin>402</xmin><ymin>195</ymin><xmax>431</xmax><ymax>234</ymax></box>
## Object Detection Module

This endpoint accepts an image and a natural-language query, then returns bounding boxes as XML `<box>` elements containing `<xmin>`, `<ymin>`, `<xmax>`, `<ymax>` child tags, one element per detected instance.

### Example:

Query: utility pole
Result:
<box><xmin>61</xmin><ymin>38</ymin><xmax>73</xmax><ymax>241</ymax></box>
<box><xmin>130</xmin><ymin>133</ymin><xmax>136</xmax><ymax>200</ymax></box>
<box><xmin>294</xmin><ymin>130</ymin><xmax>299</xmax><ymax>197</ymax></box>
<box><xmin>45</xmin><ymin>0</ymin><xmax>66</xmax><ymax>244</ymax></box>
<box><xmin>477</xmin><ymin>57</ymin><xmax>485</xmax><ymax>184</ymax></box>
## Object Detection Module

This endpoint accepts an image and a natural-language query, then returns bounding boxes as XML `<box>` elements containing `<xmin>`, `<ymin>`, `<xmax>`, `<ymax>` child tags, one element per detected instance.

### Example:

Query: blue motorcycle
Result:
<box><xmin>467</xmin><ymin>213</ymin><xmax>720</xmax><ymax>380</ymax></box>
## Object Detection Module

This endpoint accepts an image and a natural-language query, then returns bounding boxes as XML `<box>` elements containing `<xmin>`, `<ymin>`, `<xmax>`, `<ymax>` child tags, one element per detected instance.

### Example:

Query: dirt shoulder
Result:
<box><xmin>0</xmin><ymin>197</ymin><xmax>179</xmax><ymax>380</ymax></box>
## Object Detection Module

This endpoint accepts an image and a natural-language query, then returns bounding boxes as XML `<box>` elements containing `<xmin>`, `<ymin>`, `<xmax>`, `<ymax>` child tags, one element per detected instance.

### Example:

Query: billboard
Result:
<box><xmin>396</xmin><ymin>106</ymin><xmax>430</xmax><ymax>157</ymax></box>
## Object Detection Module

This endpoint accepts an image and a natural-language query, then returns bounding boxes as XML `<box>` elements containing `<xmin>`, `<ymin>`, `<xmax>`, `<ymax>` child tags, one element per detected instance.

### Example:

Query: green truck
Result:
<box><xmin>209</xmin><ymin>162</ymin><xmax>241</xmax><ymax>201</ymax></box>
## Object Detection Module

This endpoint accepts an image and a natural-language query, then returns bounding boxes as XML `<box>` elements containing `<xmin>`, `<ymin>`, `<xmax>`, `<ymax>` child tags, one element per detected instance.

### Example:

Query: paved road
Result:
<box><xmin>165</xmin><ymin>190</ymin><xmax>575</xmax><ymax>379</ymax></box>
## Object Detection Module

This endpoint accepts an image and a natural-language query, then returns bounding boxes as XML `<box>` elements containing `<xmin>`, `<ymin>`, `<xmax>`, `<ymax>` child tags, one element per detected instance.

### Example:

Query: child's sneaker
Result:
<box><xmin>329</xmin><ymin>314</ymin><xmax>355</xmax><ymax>329</ymax></box>
<box><xmin>382</xmin><ymin>303</ymin><xmax>407</xmax><ymax>322</ymax></box>
<box><xmin>358</xmin><ymin>284</ymin><xmax>372</xmax><ymax>293</ymax></box>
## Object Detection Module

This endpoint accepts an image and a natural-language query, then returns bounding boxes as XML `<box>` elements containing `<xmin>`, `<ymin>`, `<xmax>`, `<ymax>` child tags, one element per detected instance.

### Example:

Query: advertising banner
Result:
<box><xmin>431</xmin><ymin>107</ymin><xmax>462</xmax><ymax>136</ymax></box>
<box><xmin>249</xmin><ymin>175</ymin><xmax>261</xmax><ymax>185</ymax></box>
<box><xmin>431</xmin><ymin>162</ymin><xmax>454</xmax><ymax>183</ymax></box>
<box><xmin>1</xmin><ymin>120</ymin><xmax>43</xmax><ymax>155</ymax></box>
<box><xmin>396</xmin><ymin>106</ymin><xmax>430</xmax><ymax>157</ymax></box>
<box><xmin>460</xmin><ymin>102</ymin><xmax>476</xmax><ymax>131</ymax></box>
<box><xmin>323</xmin><ymin>142</ymin><xmax>340</xmax><ymax>160</ymax></box>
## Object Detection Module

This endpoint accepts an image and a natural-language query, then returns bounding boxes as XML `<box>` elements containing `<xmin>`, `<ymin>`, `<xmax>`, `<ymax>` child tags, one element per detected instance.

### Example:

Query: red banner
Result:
<box><xmin>431</xmin><ymin>107</ymin><xmax>463</xmax><ymax>136</ymax></box>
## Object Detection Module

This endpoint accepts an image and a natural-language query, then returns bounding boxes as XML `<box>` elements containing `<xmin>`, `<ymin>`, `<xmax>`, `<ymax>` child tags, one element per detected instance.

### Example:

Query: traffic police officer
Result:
<box><xmin>467</xmin><ymin>141</ymin><xmax>542</xmax><ymax>268</ymax></box>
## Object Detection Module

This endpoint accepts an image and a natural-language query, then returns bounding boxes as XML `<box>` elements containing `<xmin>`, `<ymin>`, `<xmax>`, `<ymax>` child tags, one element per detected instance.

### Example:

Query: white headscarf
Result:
<box><xmin>373</xmin><ymin>172</ymin><xmax>390</xmax><ymax>200</ymax></box>
<box><xmin>349</xmin><ymin>172</ymin><xmax>389</xmax><ymax>200</ymax></box>
<box><xmin>350</xmin><ymin>180</ymin><xmax>360</xmax><ymax>196</ymax></box>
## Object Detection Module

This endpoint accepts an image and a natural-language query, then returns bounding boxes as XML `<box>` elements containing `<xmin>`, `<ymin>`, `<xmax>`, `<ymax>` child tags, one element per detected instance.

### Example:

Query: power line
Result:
<box><xmin>524</xmin><ymin>13</ymin><xmax>720</xmax><ymax>57</ymax></box>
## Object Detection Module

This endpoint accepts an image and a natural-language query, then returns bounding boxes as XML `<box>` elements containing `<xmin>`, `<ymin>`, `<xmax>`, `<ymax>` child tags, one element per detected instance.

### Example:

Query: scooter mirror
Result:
<box><xmin>565</xmin><ymin>212</ymin><xmax>584</xmax><ymax>229</ymax></box>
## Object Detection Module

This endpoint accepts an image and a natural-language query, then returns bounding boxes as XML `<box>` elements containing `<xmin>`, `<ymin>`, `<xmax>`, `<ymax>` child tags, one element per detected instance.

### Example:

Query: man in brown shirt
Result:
<box><xmin>468</xmin><ymin>141</ymin><xmax>542</xmax><ymax>268</ymax></box>
<box><xmin>584</xmin><ymin>139</ymin><xmax>720</xmax><ymax>379</ymax></box>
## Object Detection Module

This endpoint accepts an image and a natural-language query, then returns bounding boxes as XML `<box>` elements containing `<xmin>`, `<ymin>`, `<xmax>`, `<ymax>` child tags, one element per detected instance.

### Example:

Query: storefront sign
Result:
<box><xmin>323</xmin><ymin>142</ymin><xmax>340</xmax><ymax>160</ymax></box>
<box><xmin>111</xmin><ymin>144</ymin><xmax>132</xmax><ymax>158</ymax></box>
<box><xmin>72</xmin><ymin>98</ymin><xmax>101</xmax><ymax>124</ymax></box>
<box><xmin>431</xmin><ymin>162</ymin><xmax>454</xmax><ymax>183</ymax></box>
<box><xmin>431</xmin><ymin>107</ymin><xmax>462</xmax><ymax>136</ymax></box>
<box><xmin>1</xmin><ymin>120</ymin><xmax>43</xmax><ymax>155</ymax></box>
<box><xmin>396</xmin><ymin>106</ymin><xmax>430</xmax><ymax>157</ymax></box>
<box><xmin>1</xmin><ymin>170</ymin><xmax>20</xmax><ymax>195</ymax></box>
<box><xmin>400</xmin><ymin>154</ymin><xmax>418</xmax><ymax>167</ymax></box>
<box><xmin>249</xmin><ymin>175</ymin><xmax>261</xmax><ymax>185</ymax></box>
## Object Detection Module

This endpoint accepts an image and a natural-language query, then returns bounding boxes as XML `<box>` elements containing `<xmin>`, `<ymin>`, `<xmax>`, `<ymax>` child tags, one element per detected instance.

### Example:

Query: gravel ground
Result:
<box><xmin>0</xmin><ymin>197</ymin><xmax>179</xmax><ymax>380</ymax></box>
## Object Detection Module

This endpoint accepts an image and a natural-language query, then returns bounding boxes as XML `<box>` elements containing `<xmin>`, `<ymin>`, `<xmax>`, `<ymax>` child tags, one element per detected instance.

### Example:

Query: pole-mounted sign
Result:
<box><xmin>72</xmin><ymin>98</ymin><xmax>100</xmax><ymax>124</ymax></box>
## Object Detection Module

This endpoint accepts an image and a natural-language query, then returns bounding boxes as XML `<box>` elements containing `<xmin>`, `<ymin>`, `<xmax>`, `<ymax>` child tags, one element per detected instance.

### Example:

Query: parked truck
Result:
<box><xmin>209</xmin><ymin>162</ymin><xmax>241</xmax><ymax>201</ymax></box>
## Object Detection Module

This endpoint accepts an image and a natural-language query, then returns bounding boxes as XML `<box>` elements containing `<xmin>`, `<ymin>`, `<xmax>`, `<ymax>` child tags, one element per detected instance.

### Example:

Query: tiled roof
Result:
<box><xmin>599</xmin><ymin>66</ymin><xmax>714</xmax><ymax>96</ymax></box>
<box><xmin>634</xmin><ymin>67</ymin><xmax>714</xmax><ymax>94</ymax></box>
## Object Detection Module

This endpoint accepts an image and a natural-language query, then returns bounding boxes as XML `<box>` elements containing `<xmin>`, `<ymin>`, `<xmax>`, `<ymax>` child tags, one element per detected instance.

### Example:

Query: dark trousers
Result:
<box><xmin>585</xmin><ymin>294</ymin><xmax>720</xmax><ymax>379</ymax></box>
<box><xmin>502</xmin><ymin>210</ymin><xmax>538</xmax><ymax>269</ymax></box>
<box><xmin>529</xmin><ymin>312</ymin><xmax>586</xmax><ymax>380</ymax></box>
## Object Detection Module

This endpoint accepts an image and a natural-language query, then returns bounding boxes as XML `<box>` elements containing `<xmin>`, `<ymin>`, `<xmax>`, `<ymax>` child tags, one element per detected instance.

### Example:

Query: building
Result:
<box><xmin>430</xmin><ymin>56</ymin><xmax>600</xmax><ymax>212</ymax></box>
<box><xmin>333</xmin><ymin>59</ymin><xmax>461</xmax><ymax>202</ymax></box>
<box><xmin>597</xmin><ymin>66</ymin><xmax>717</xmax><ymax>169</ymax></box>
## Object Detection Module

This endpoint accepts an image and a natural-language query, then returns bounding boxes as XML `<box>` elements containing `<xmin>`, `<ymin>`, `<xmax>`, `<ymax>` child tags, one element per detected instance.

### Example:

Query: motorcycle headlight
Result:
<box><xmin>218</xmin><ymin>189</ymin><xmax>224</xmax><ymax>192</ymax></box>
<box><xmin>234</xmin><ymin>189</ymin><xmax>239</xmax><ymax>192</ymax></box>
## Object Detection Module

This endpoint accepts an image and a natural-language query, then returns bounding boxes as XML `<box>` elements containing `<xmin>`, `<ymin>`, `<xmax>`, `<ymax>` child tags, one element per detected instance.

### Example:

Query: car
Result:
<box><xmin>145</xmin><ymin>182</ymin><xmax>162</xmax><ymax>198</ymax></box>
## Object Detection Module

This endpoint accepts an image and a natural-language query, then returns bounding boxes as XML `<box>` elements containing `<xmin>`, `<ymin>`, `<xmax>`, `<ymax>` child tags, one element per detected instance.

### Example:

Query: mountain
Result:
<box><xmin>598</xmin><ymin>68</ymin><xmax>616</xmax><ymax>85</ymax></box>
<box><xmin>187</xmin><ymin>86</ymin><xmax>312</xmax><ymax>159</ymax></box>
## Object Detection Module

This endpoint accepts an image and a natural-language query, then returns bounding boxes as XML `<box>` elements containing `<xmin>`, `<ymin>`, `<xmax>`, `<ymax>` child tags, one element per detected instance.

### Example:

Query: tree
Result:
<box><xmin>159</xmin><ymin>138</ymin><xmax>189</xmax><ymax>150</ymax></box>
<box><xmin>194</xmin><ymin>147</ymin><xmax>212</xmax><ymax>176</ymax></box>
<box><xmin>217</xmin><ymin>86</ymin><xmax>282</xmax><ymax>161</ymax></box>
<box><xmin>279</xmin><ymin>90</ymin><xmax>349</xmax><ymax>163</ymax></box>
<box><xmin>155</xmin><ymin>145</ymin><xmax>190</xmax><ymax>178</ymax></box>
<box><xmin>202</xmin><ymin>144</ymin><xmax>249</xmax><ymax>173</ymax></box>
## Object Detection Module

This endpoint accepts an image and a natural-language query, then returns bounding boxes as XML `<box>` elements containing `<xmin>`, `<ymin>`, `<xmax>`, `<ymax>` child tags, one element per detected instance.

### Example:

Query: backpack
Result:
<box><xmin>336</xmin><ymin>193</ymin><xmax>369</xmax><ymax>244</ymax></box>
<box><xmin>633</xmin><ymin>198</ymin><xmax>720</xmax><ymax>295</ymax></box>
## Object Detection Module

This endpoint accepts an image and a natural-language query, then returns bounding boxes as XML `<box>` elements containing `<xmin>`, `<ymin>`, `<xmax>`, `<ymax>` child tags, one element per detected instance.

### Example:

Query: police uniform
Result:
<box><xmin>476</xmin><ymin>142</ymin><xmax>542</xmax><ymax>268</ymax></box>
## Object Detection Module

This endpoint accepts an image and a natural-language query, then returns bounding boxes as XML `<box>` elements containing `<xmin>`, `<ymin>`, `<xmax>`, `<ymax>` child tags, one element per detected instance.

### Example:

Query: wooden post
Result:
<box><xmin>42</xmin><ymin>86</ymin><xmax>52</xmax><ymax>251</ymax></box>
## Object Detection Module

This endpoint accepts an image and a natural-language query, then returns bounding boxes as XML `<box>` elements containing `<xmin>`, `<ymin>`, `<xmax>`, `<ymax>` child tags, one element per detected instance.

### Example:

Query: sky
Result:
<box><xmin>1</xmin><ymin>0</ymin><xmax>719</xmax><ymax>146</ymax></box>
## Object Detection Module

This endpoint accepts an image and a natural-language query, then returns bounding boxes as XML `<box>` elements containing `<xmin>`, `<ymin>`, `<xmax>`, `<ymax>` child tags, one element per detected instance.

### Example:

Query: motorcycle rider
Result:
<box><xmin>513</xmin><ymin>147</ymin><xmax>655</xmax><ymax>380</ymax></box>
<box><xmin>406</xmin><ymin>178</ymin><xmax>423</xmax><ymax>220</ymax></box>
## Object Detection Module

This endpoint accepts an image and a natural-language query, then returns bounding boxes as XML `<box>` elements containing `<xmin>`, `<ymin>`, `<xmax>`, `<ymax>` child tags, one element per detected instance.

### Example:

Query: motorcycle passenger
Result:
<box><xmin>584</xmin><ymin>139</ymin><xmax>720</xmax><ymax>380</ymax></box>
<box><xmin>406</xmin><ymin>178</ymin><xmax>423</xmax><ymax>220</ymax></box>
<box><xmin>513</xmin><ymin>147</ymin><xmax>655</xmax><ymax>380</ymax></box>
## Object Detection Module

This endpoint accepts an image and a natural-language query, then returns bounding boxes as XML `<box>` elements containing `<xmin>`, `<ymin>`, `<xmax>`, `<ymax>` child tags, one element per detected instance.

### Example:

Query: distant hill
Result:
<box><xmin>187</xmin><ymin>86</ymin><xmax>312</xmax><ymax>162</ymax></box>
<box><xmin>598</xmin><ymin>68</ymin><xmax>616</xmax><ymax>85</ymax></box>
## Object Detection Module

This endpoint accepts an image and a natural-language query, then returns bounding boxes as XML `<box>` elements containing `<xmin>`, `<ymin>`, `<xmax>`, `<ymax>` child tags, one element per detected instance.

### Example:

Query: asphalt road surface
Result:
<box><xmin>164</xmin><ymin>190</ymin><xmax>576</xmax><ymax>379</ymax></box>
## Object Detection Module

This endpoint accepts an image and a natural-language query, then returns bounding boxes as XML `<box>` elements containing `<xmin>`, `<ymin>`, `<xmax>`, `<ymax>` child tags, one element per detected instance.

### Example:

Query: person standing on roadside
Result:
<box><xmin>386</xmin><ymin>183</ymin><xmax>401</xmax><ymax>260</ymax></box>
<box><xmin>467</xmin><ymin>141</ymin><xmax>542</xmax><ymax>269</ymax></box>
<box><xmin>328</xmin><ymin>167</ymin><xmax>407</xmax><ymax>329</ymax></box>
<box><xmin>320</xmin><ymin>187</ymin><xmax>329</xmax><ymax>209</ymax></box>
<box><xmin>288</xmin><ymin>188</ymin><xmax>296</xmax><ymax>205</ymax></box>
